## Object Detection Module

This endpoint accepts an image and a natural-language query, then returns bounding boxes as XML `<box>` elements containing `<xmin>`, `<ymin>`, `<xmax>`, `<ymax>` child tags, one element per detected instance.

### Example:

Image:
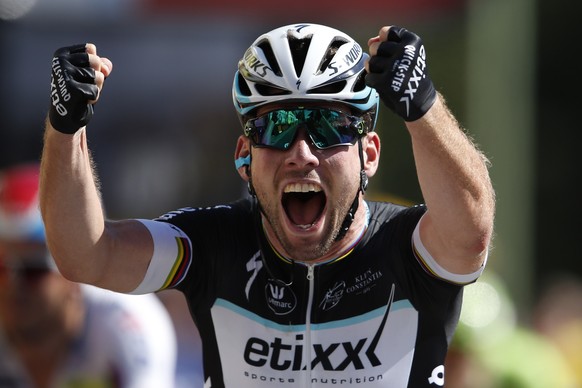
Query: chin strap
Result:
<box><xmin>244</xmin><ymin>153</ymin><xmax>294</xmax><ymax>286</ymax></box>
<box><xmin>335</xmin><ymin>138</ymin><xmax>368</xmax><ymax>241</ymax></box>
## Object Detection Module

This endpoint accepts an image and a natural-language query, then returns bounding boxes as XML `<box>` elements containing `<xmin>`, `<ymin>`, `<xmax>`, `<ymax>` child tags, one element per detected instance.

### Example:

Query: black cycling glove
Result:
<box><xmin>366</xmin><ymin>27</ymin><xmax>436</xmax><ymax>122</ymax></box>
<box><xmin>49</xmin><ymin>44</ymin><xmax>98</xmax><ymax>134</ymax></box>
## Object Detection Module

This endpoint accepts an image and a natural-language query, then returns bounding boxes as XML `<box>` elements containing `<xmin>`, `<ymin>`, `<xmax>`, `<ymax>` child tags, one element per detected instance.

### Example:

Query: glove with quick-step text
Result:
<box><xmin>366</xmin><ymin>27</ymin><xmax>436</xmax><ymax>122</ymax></box>
<box><xmin>48</xmin><ymin>44</ymin><xmax>99</xmax><ymax>134</ymax></box>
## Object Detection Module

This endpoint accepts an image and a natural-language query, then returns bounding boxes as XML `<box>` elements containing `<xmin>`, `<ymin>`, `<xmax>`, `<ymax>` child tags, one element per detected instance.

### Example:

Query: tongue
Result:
<box><xmin>285</xmin><ymin>193</ymin><xmax>324</xmax><ymax>226</ymax></box>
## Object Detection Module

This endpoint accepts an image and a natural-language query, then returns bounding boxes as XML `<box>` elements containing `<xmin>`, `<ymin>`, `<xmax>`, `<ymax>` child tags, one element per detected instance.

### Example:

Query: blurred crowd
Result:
<box><xmin>445</xmin><ymin>271</ymin><xmax>582</xmax><ymax>387</ymax></box>
<box><xmin>0</xmin><ymin>163</ymin><xmax>203</xmax><ymax>387</ymax></box>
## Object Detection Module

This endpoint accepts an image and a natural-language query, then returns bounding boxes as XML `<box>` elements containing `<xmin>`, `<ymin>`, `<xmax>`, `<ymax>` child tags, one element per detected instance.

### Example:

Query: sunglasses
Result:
<box><xmin>0</xmin><ymin>254</ymin><xmax>53</xmax><ymax>283</ymax></box>
<box><xmin>244</xmin><ymin>108</ymin><xmax>372</xmax><ymax>150</ymax></box>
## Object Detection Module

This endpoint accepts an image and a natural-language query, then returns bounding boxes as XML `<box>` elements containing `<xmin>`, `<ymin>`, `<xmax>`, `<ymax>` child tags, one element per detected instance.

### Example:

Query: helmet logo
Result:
<box><xmin>291</xmin><ymin>24</ymin><xmax>310</xmax><ymax>34</ymax></box>
<box><xmin>243</xmin><ymin>49</ymin><xmax>272</xmax><ymax>78</ymax></box>
<box><xmin>326</xmin><ymin>43</ymin><xmax>362</xmax><ymax>77</ymax></box>
<box><xmin>343</xmin><ymin>43</ymin><xmax>362</xmax><ymax>66</ymax></box>
<box><xmin>327</xmin><ymin>61</ymin><xmax>339</xmax><ymax>75</ymax></box>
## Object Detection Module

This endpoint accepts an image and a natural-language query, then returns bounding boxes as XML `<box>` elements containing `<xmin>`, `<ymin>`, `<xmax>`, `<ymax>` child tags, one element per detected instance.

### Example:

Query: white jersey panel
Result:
<box><xmin>211</xmin><ymin>295</ymin><xmax>418</xmax><ymax>387</ymax></box>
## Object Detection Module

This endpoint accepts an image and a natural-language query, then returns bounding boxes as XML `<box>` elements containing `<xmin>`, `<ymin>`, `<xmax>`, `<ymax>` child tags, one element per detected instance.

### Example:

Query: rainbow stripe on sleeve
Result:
<box><xmin>412</xmin><ymin>244</ymin><xmax>449</xmax><ymax>282</ymax></box>
<box><xmin>161</xmin><ymin>237</ymin><xmax>192</xmax><ymax>289</ymax></box>
<box><xmin>412</xmin><ymin>240</ymin><xmax>481</xmax><ymax>286</ymax></box>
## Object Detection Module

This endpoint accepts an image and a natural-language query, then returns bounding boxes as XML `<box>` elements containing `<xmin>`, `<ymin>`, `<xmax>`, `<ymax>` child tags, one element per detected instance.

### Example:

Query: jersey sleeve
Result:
<box><xmin>411</xmin><ymin>215</ymin><xmax>487</xmax><ymax>285</ymax></box>
<box><xmin>129</xmin><ymin>219</ymin><xmax>192</xmax><ymax>295</ymax></box>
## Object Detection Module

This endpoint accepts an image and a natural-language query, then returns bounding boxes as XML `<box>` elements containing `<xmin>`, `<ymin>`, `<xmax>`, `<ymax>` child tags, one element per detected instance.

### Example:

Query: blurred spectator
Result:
<box><xmin>533</xmin><ymin>274</ymin><xmax>582</xmax><ymax>385</ymax></box>
<box><xmin>0</xmin><ymin>163</ymin><xmax>177</xmax><ymax>387</ymax></box>
<box><xmin>157</xmin><ymin>289</ymin><xmax>204</xmax><ymax>388</ymax></box>
<box><xmin>446</xmin><ymin>271</ymin><xmax>577</xmax><ymax>387</ymax></box>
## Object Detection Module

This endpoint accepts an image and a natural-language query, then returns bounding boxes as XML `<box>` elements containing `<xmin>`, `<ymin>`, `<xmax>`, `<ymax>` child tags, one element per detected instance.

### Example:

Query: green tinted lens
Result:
<box><xmin>247</xmin><ymin>109</ymin><xmax>364</xmax><ymax>150</ymax></box>
<box><xmin>309</xmin><ymin>110</ymin><xmax>361</xmax><ymax>149</ymax></box>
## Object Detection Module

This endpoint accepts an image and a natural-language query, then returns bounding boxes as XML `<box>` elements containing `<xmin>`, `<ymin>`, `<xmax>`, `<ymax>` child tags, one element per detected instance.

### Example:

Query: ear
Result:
<box><xmin>234</xmin><ymin>135</ymin><xmax>252</xmax><ymax>182</ymax></box>
<box><xmin>363</xmin><ymin>132</ymin><xmax>380</xmax><ymax>178</ymax></box>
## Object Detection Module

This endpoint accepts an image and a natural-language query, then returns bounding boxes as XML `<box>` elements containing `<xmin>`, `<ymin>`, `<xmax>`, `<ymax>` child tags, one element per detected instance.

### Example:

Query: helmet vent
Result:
<box><xmin>318</xmin><ymin>38</ymin><xmax>348</xmax><ymax>74</ymax></box>
<box><xmin>257</xmin><ymin>40</ymin><xmax>282</xmax><ymax>76</ymax></box>
<box><xmin>307</xmin><ymin>80</ymin><xmax>347</xmax><ymax>95</ymax></box>
<box><xmin>288</xmin><ymin>36</ymin><xmax>312</xmax><ymax>78</ymax></box>
<box><xmin>352</xmin><ymin>71</ymin><xmax>367</xmax><ymax>92</ymax></box>
<box><xmin>256</xmin><ymin>84</ymin><xmax>291</xmax><ymax>96</ymax></box>
<box><xmin>237</xmin><ymin>73</ymin><xmax>252</xmax><ymax>97</ymax></box>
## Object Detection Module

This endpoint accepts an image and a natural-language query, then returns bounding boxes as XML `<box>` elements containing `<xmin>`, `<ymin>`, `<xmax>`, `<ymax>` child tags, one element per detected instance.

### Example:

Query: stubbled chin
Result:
<box><xmin>261</xmin><ymin>205</ymin><xmax>334</xmax><ymax>261</ymax></box>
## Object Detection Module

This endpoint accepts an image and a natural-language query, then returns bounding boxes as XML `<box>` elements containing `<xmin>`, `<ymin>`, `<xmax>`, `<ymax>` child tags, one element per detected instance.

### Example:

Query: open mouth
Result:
<box><xmin>282</xmin><ymin>183</ymin><xmax>326</xmax><ymax>229</ymax></box>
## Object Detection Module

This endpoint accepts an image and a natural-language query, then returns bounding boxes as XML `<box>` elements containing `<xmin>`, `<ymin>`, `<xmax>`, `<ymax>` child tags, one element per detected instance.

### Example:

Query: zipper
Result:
<box><xmin>303</xmin><ymin>264</ymin><xmax>315</xmax><ymax>387</ymax></box>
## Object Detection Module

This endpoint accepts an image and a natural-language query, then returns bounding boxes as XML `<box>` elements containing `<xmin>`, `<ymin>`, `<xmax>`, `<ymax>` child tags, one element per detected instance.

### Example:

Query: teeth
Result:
<box><xmin>283</xmin><ymin>183</ymin><xmax>322</xmax><ymax>193</ymax></box>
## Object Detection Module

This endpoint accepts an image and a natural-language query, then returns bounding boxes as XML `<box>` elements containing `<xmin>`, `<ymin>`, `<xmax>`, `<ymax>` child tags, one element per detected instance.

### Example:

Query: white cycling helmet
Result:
<box><xmin>233</xmin><ymin>23</ymin><xmax>379</xmax><ymax>126</ymax></box>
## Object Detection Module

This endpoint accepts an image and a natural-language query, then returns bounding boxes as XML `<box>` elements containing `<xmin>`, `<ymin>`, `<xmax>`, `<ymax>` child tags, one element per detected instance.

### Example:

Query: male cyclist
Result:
<box><xmin>40</xmin><ymin>23</ymin><xmax>495</xmax><ymax>387</ymax></box>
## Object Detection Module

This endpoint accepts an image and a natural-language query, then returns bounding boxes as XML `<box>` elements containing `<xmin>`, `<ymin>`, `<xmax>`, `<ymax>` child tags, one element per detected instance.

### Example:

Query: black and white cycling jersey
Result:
<box><xmin>131</xmin><ymin>198</ymin><xmax>484</xmax><ymax>387</ymax></box>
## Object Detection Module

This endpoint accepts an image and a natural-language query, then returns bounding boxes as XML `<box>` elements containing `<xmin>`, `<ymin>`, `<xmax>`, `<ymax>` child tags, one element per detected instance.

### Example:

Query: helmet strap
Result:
<box><xmin>335</xmin><ymin>137</ymin><xmax>367</xmax><ymax>241</ymax></box>
<box><xmin>247</xmin><ymin>165</ymin><xmax>256</xmax><ymax>196</ymax></box>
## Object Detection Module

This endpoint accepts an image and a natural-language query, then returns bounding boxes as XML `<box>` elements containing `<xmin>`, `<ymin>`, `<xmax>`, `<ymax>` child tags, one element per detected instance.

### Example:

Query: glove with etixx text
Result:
<box><xmin>49</xmin><ymin>44</ymin><xmax>99</xmax><ymax>134</ymax></box>
<box><xmin>366</xmin><ymin>27</ymin><xmax>437</xmax><ymax>122</ymax></box>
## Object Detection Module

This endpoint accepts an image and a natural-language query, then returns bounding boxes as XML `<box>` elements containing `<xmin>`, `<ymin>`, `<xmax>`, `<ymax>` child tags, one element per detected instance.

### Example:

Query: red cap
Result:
<box><xmin>0</xmin><ymin>163</ymin><xmax>44</xmax><ymax>242</ymax></box>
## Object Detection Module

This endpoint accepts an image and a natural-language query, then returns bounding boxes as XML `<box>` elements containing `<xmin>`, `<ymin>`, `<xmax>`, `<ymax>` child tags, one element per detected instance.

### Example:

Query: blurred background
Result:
<box><xmin>1</xmin><ymin>0</ymin><xmax>580</xmax><ymax>386</ymax></box>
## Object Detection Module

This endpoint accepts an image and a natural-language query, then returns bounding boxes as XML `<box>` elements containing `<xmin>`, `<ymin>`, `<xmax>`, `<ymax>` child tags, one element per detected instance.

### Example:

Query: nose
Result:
<box><xmin>285</xmin><ymin>128</ymin><xmax>319</xmax><ymax>168</ymax></box>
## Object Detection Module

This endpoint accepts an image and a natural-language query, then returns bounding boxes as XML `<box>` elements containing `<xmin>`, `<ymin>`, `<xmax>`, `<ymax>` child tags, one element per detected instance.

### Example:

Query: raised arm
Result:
<box><xmin>40</xmin><ymin>44</ymin><xmax>153</xmax><ymax>292</ymax></box>
<box><xmin>406</xmin><ymin>94</ymin><xmax>495</xmax><ymax>274</ymax></box>
<box><xmin>366</xmin><ymin>26</ymin><xmax>495</xmax><ymax>275</ymax></box>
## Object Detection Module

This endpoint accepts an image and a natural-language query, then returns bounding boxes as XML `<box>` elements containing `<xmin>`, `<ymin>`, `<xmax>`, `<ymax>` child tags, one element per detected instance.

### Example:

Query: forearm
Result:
<box><xmin>39</xmin><ymin>120</ymin><xmax>107</xmax><ymax>283</ymax></box>
<box><xmin>408</xmin><ymin>93</ymin><xmax>495</xmax><ymax>268</ymax></box>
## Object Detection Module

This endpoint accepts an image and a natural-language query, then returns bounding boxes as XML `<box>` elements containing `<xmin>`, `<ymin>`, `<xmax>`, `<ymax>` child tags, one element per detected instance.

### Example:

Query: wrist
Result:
<box><xmin>406</xmin><ymin>93</ymin><xmax>456</xmax><ymax>134</ymax></box>
<box><xmin>45</xmin><ymin>115</ymin><xmax>84</xmax><ymax>138</ymax></box>
<box><xmin>403</xmin><ymin>82</ymin><xmax>437</xmax><ymax>122</ymax></box>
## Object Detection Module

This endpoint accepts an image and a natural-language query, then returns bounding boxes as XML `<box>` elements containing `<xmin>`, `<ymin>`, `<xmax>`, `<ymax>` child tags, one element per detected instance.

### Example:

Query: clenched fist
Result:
<box><xmin>49</xmin><ymin>44</ymin><xmax>112</xmax><ymax>134</ymax></box>
<box><xmin>366</xmin><ymin>26</ymin><xmax>436</xmax><ymax>122</ymax></box>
